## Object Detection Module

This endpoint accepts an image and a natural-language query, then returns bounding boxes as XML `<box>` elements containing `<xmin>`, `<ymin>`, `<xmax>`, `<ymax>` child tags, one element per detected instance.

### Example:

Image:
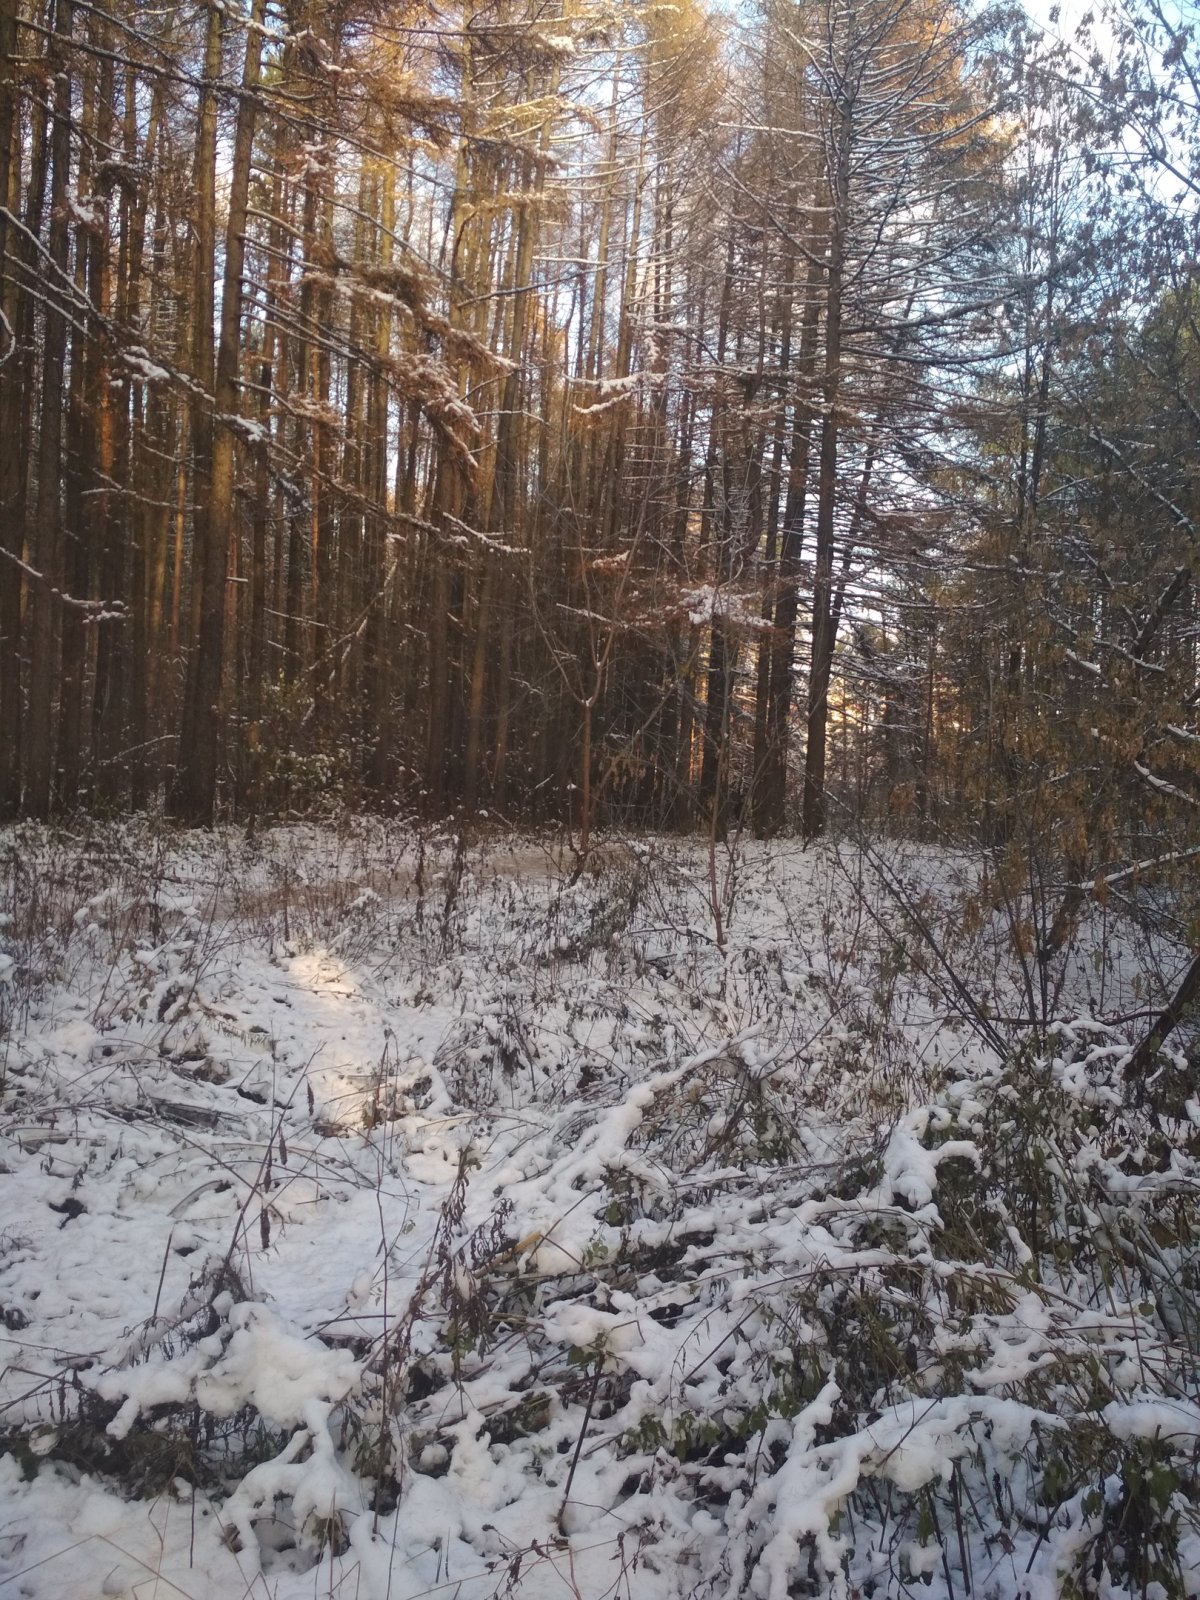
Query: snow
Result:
<box><xmin>120</xmin><ymin>347</ymin><xmax>172</xmax><ymax>385</ymax></box>
<box><xmin>97</xmin><ymin>1302</ymin><xmax>360</xmax><ymax>1439</ymax></box>
<box><xmin>0</xmin><ymin>820</ymin><xmax>1196</xmax><ymax>1600</ymax></box>
<box><xmin>534</xmin><ymin>31</ymin><xmax>576</xmax><ymax>53</ymax></box>
<box><xmin>680</xmin><ymin>583</ymin><xmax>772</xmax><ymax>631</ymax></box>
<box><xmin>878</xmin><ymin>1109</ymin><xmax>979</xmax><ymax>1208</ymax></box>
<box><xmin>1103</xmin><ymin>1395</ymin><xmax>1200</xmax><ymax>1444</ymax></box>
<box><xmin>572</xmin><ymin>371</ymin><xmax>651</xmax><ymax>416</ymax></box>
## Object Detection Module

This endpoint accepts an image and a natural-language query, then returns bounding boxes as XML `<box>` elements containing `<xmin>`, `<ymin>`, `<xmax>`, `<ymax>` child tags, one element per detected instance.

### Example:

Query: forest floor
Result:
<box><xmin>0</xmin><ymin>819</ymin><xmax>1198</xmax><ymax>1600</ymax></box>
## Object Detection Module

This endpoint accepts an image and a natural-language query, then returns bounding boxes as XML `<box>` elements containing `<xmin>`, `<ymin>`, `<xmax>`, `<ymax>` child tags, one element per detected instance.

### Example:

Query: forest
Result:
<box><xmin>0</xmin><ymin>0</ymin><xmax>1193</xmax><ymax>857</ymax></box>
<box><xmin>2</xmin><ymin>0</ymin><xmax>1200</xmax><ymax>1596</ymax></box>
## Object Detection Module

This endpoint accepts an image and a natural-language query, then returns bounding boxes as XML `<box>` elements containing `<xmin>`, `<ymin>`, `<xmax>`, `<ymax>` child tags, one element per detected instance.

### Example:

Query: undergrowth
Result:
<box><xmin>0</xmin><ymin>818</ymin><xmax>1197</xmax><ymax>1599</ymax></box>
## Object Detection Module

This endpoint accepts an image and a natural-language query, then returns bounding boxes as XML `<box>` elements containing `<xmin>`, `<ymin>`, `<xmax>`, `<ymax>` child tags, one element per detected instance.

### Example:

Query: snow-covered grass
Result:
<box><xmin>0</xmin><ymin>818</ymin><xmax>1197</xmax><ymax>1600</ymax></box>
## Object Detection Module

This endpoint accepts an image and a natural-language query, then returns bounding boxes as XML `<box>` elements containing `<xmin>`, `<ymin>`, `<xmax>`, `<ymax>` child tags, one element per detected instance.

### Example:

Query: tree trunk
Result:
<box><xmin>168</xmin><ymin>0</ymin><xmax>222</xmax><ymax>816</ymax></box>
<box><xmin>755</xmin><ymin>246</ymin><xmax>823</xmax><ymax>836</ymax></box>
<box><xmin>698</xmin><ymin>235</ymin><xmax>736</xmax><ymax>815</ymax></box>
<box><xmin>171</xmin><ymin>0</ymin><xmax>264</xmax><ymax>822</ymax></box>
<box><xmin>0</xmin><ymin>0</ymin><xmax>23</xmax><ymax>814</ymax></box>
<box><xmin>802</xmin><ymin>128</ymin><xmax>849</xmax><ymax>843</ymax></box>
<box><xmin>56</xmin><ymin>45</ymin><xmax>101</xmax><ymax>808</ymax></box>
<box><xmin>26</xmin><ymin>0</ymin><xmax>73</xmax><ymax>817</ymax></box>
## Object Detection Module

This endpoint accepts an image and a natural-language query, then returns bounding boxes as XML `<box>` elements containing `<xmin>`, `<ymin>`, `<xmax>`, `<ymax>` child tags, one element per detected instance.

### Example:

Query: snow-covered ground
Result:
<box><xmin>1</xmin><ymin>821</ymin><xmax>1197</xmax><ymax>1600</ymax></box>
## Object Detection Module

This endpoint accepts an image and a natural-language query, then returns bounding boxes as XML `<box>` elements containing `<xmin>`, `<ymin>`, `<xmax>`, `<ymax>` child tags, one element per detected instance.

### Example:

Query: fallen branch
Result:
<box><xmin>1125</xmin><ymin>947</ymin><xmax>1200</xmax><ymax>1085</ymax></box>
